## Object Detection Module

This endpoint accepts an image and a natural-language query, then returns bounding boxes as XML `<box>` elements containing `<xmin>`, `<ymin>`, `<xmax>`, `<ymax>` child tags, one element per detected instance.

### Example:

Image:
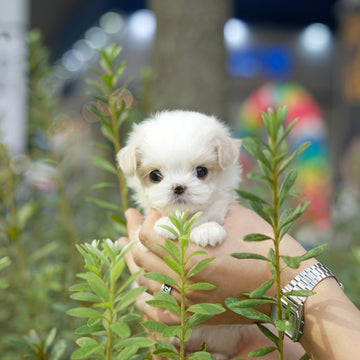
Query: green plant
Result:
<box><xmin>225</xmin><ymin>107</ymin><xmax>328</xmax><ymax>360</ymax></box>
<box><xmin>85</xmin><ymin>44</ymin><xmax>138</xmax><ymax>226</ymax></box>
<box><xmin>8</xmin><ymin>328</ymin><xmax>66</xmax><ymax>360</ymax></box>
<box><xmin>67</xmin><ymin>239</ymin><xmax>155</xmax><ymax>360</ymax></box>
<box><xmin>142</xmin><ymin>211</ymin><xmax>225</xmax><ymax>360</ymax></box>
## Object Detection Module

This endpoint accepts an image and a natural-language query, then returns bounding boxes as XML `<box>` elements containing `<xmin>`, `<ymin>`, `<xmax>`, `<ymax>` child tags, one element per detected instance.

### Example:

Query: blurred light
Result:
<box><xmin>62</xmin><ymin>49</ymin><xmax>84</xmax><ymax>72</ymax></box>
<box><xmin>73</xmin><ymin>39</ymin><xmax>96</xmax><ymax>62</ymax></box>
<box><xmin>224</xmin><ymin>18</ymin><xmax>249</xmax><ymax>50</ymax></box>
<box><xmin>299</xmin><ymin>23</ymin><xmax>332</xmax><ymax>55</ymax></box>
<box><xmin>85</xmin><ymin>26</ymin><xmax>108</xmax><ymax>49</ymax></box>
<box><xmin>127</xmin><ymin>9</ymin><xmax>156</xmax><ymax>43</ymax></box>
<box><xmin>100</xmin><ymin>11</ymin><xmax>124</xmax><ymax>34</ymax></box>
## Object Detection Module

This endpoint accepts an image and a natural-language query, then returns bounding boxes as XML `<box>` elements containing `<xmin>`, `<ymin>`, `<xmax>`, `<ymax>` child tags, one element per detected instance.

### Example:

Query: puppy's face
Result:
<box><xmin>117</xmin><ymin>111</ymin><xmax>240</xmax><ymax>215</ymax></box>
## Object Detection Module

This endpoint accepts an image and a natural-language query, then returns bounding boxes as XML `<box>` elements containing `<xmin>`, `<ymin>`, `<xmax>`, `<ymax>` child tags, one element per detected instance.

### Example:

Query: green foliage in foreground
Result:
<box><xmin>67</xmin><ymin>239</ymin><xmax>153</xmax><ymax>360</ymax></box>
<box><xmin>142</xmin><ymin>211</ymin><xmax>225</xmax><ymax>360</ymax></box>
<box><xmin>225</xmin><ymin>107</ymin><xmax>328</xmax><ymax>360</ymax></box>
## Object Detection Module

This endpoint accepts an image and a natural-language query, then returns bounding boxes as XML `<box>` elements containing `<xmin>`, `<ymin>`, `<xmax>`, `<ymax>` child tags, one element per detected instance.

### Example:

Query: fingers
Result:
<box><xmin>138</xmin><ymin>209</ymin><xmax>169</xmax><ymax>257</ymax></box>
<box><xmin>124</xmin><ymin>208</ymin><xmax>144</xmax><ymax>242</ymax></box>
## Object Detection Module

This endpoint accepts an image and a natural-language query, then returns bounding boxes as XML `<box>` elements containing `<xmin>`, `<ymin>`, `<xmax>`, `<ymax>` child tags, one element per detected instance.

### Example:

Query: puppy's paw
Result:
<box><xmin>154</xmin><ymin>217</ymin><xmax>178</xmax><ymax>240</ymax></box>
<box><xmin>190</xmin><ymin>222</ymin><xmax>226</xmax><ymax>247</ymax></box>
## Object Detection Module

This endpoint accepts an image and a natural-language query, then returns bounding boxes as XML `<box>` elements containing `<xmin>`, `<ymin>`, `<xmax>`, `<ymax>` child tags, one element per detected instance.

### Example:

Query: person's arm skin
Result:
<box><xmin>119</xmin><ymin>203</ymin><xmax>360</xmax><ymax>360</ymax></box>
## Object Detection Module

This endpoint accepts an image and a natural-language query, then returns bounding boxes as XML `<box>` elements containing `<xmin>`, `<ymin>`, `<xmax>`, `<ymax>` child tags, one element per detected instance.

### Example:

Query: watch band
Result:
<box><xmin>276</xmin><ymin>262</ymin><xmax>343</xmax><ymax>341</ymax></box>
<box><xmin>282</xmin><ymin>262</ymin><xmax>343</xmax><ymax>304</ymax></box>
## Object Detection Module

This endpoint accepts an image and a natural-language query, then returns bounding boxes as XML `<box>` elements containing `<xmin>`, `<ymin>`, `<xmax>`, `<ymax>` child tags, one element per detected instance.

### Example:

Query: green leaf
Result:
<box><xmin>279</xmin><ymin>142</ymin><xmax>311</xmax><ymax>174</ymax></box>
<box><xmin>164</xmin><ymin>257</ymin><xmax>182</xmax><ymax>275</ymax></box>
<box><xmin>279</xmin><ymin>201</ymin><xmax>311</xmax><ymax>230</ymax></box>
<box><xmin>90</xmin><ymin>156</ymin><xmax>117</xmax><ymax>174</ymax></box>
<box><xmin>282</xmin><ymin>290</ymin><xmax>315</xmax><ymax>297</ymax></box>
<box><xmin>142</xmin><ymin>320</ymin><xmax>167</xmax><ymax>333</ymax></box>
<box><xmin>153</xmin><ymin>291</ymin><xmax>178</xmax><ymax>306</ymax></box>
<box><xmin>278</xmin><ymin>168</ymin><xmax>297</xmax><ymax>206</ymax></box>
<box><xmin>44</xmin><ymin>328</ymin><xmax>57</xmax><ymax>352</ymax></box>
<box><xmin>185</xmin><ymin>313</ymin><xmax>212</xmax><ymax>328</ymax></box>
<box><xmin>144</xmin><ymin>272</ymin><xmax>178</xmax><ymax>287</ymax></box>
<box><xmin>256</xmin><ymin>323</ymin><xmax>279</xmax><ymax>347</ymax></box>
<box><xmin>225</xmin><ymin>299</ymin><xmax>273</xmax><ymax>323</ymax></box>
<box><xmin>299</xmin><ymin>353</ymin><xmax>311</xmax><ymax>360</ymax></box>
<box><xmin>70</xmin><ymin>292</ymin><xmax>100</xmax><ymax>302</ymax></box>
<box><xmin>225</xmin><ymin>298</ymin><xmax>272</xmax><ymax>308</ymax></box>
<box><xmin>116</xmin><ymin>346</ymin><xmax>138</xmax><ymax>360</ymax></box>
<box><xmin>162</xmin><ymin>325</ymin><xmax>182</xmax><ymax>338</ymax></box>
<box><xmin>187</xmin><ymin>352</ymin><xmax>216</xmax><ymax>360</ymax></box>
<box><xmin>83</xmin><ymin>272</ymin><xmax>109</xmax><ymax>301</ymax></box>
<box><xmin>153</xmin><ymin>348</ymin><xmax>179</xmax><ymax>360</ymax></box>
<box><xmin>86</xmin><ymin>197</ymin><xmax>119</xmax><ymax>212</ymax></box>
<box><xmin>243</xmin><ymin>233</ymin><xmax>272</xmax><ymax>242</ymax></box>
<box><xmin>281</xmin><ymin>255</ymin><xmax>301</xmax><ymax>269</ymax></box>
<box><xmin>71</xmin><ymin>344</ymin><xmax>103</xmax><ymax>359</ymax></box>
<box><xmin>154</xmin><ymin>340</ymin><xmax>179</xmax><ymax>356</ymax></box>
<box><xmin>75</xmin><ymin>324</ymin><xmax>105</xmax><ymax>335</ymax></box>
<box><xmin>231</xmin><ymin>252</ymin><xmax>270</xmax><ymax>262</ymax></box>
<box><xmin>300</xmin><ymin>243</ymin><xmax>328</xmax><ymax>261</ymax></box>
<box><xmin>185</xmin><ymin>282</ymin><xmax>216</xmax><ymax>291</ymax></box>
<box><xmin>146</xmin><ymin>300</ymin><xmax>180</xmax><ymax>316</ymax></box>
<box><xmin>66</xmin><ymin>307</ymin><xmax>103</xmax><ymax>319</ymax></box>
<box><xmin>249</xmin><ymin>279</ymin><xmax>276</xmax><ymax>299</ymax></box>
<box><xmin>69</xmin><ymin>283</ymin><xmax>91</xmax><ymax>292</ymax></box>
<box><xmin>162</xmin><ymin>239</ymin><xmax>181</xmax><ymax>262</ymax></box>
<box><xmin>90</xmin><ymin>182</ymin><xmax>115</xmax><ymax>190</ymax></box>
<box><xmin>116</xmin><ymin>286</ymin><xmax>146</xmax><ymax>312</ymax></box>
<box><xmin>111</xmin><ymin>323</ymin><xmax>131</xmax><ymax>338</ymax></box>
<box><xmin>249</xmin><ymin>201</ymin><xmax>272</xmax><ymax>224</ymax></box>
<box><xmin>275</xmin><ymin>319</ymin><xmax>292</xmax><ymax>332</ymax></box>
<box><xmin>186</xmin><ymin>257</ymin><xmax>216</xmax><ymax>279</ymax></box>
<box><xmin>236</xmin><ymin>189</ymin><xmax>267</xmax><ymax>204</ymax></box>
<box><xmin>157</xmin><ymin>224</ymin><xmax>180</xmax><ymax>240</ymax></box>
<box><xmin>248</xmin><ymin>346</ymin><xmax>277</xmax><ymax>357</ymax></box>
<box><xmin>115</xmin><ymin>337</ymin><xmax>156</xmax><ymax>350</ymax></box>
<box><xmin>242</xmin><ymin>137</ymin><xmax>271</xmax><ymax>169</ymax></box>
<box><xmin>187</xmin><ymin>303</ymin><xmax>225</xmax><ymax>315</ymax></box>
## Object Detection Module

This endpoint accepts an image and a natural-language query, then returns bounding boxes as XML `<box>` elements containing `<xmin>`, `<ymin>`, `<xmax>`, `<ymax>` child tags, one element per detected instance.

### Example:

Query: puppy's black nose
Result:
<box><xmin>173</xmin><ymin>185</ymin><xmax>186</xmax><ymax>195</ymax></box>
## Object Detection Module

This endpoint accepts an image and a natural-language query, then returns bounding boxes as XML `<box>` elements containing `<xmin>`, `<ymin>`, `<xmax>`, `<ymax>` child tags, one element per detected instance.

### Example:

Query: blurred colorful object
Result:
<box><xmin>236</xmin><ymin>82</ymin><xmax>332</xmax><ymax>229</ymax></box>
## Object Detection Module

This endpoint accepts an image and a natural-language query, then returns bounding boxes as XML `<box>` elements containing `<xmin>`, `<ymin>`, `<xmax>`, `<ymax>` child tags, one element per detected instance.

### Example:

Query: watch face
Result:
<box><xmin>271</xmin><ymin>297</ymin><xmax>303</xmax><ymax>341</ymax></box>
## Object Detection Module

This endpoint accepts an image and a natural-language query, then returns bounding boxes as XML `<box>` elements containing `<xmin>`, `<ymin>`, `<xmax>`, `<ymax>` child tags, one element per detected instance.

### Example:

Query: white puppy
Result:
<box><xmin>117</xmin><ymin>110</ymin><xmax>241</xmax><ymax>247</ymax></box>
<box><xmin>117</xmin><ymin>110</ymin><xmax>250</xmax><ymax>360</ymax></box>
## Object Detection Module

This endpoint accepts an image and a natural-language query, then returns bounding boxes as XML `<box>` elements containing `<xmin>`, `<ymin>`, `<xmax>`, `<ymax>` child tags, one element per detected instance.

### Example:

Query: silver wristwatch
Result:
<box><xmin>271</xmin><ymin>263</ymin><xmax>343</xmax><ymax>342</ymax></box>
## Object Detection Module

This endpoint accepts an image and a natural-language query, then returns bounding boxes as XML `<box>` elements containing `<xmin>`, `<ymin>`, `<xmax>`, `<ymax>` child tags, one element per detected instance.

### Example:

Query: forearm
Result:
<box><xmin>300</xmin><ymin>277</ymin><xmax>360</xmax><ymax>360</ymax></box>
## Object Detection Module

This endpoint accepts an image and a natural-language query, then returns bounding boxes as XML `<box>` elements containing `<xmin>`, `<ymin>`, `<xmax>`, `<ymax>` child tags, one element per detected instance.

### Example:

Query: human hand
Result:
<box><xmin>118</xmin><ymin>203</ymin><xmax>316</xmax><ymax>325</ymax></box>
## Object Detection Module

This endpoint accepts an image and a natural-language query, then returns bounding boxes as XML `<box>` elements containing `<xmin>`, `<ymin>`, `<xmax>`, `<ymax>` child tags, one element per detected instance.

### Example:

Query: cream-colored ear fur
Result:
<box><xmin>116</xmin><ymin>144</ymin><xmax>138</xmax><ymax>176</ymax></box>
<box><xmin>215</xmin><ymin>137</ymin><xmax>241</xmax><ymax>169</ymax></box>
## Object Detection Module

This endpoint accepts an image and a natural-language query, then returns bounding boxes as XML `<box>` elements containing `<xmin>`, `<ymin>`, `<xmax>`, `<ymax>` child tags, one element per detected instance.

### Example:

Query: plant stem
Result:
<box><xmin>106</xmin><ymin>268</ymin><xmax>115</xmax><ymax>360</ymax></box>
<box><xmin>179</xmin><ymin>237</ymin><xmax>186</xmax><ymax>360</ymax></box>
<box><xmin>271</xmin><ymin>139</ymin><xmax>284</xmax><ymax>360</ymax></box>
<box><xmin>109</xmin><ymin>93</ymin><xmax>128</xmax><ymax>211</ymax></box>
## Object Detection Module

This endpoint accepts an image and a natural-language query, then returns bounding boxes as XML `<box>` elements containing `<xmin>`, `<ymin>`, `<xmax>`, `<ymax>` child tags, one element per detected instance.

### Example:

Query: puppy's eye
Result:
<box><xmin>149</xmin><ymin>170</ymin><xmax>163</xmax><ymax>183</ymax></box>
<box><xmin>196</xmin><ymin>166</ymin><xmax>208</xmax><ymax>179</ymax></box>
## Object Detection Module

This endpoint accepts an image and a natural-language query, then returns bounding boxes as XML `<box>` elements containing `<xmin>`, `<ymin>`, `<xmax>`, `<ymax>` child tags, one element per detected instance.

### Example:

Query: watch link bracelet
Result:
<box><xmin>271</xmin><ymin>262</ymin><xmax>343</xmax><ymax>342</ymax></box>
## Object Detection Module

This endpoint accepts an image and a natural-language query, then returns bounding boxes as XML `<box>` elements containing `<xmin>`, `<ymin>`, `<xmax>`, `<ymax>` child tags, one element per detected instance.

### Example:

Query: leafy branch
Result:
<box><xmin>67</xmin><ymin>239</ymin><xmax>155</xmax><ymax>360</ymax></box>
<box><xmin>142</xmin><ymin>211</ymin><xmax>225</xmax><ymax>360</ymax></box>
<box><xmin>225</xmin><ymin>107</ymin><xmax>328</xmax><ymax>359</ymax></box>
<box><xmin>85</xmin><ymin>44</ymin><xmax>137</xmax><ymax>224</ymax></box>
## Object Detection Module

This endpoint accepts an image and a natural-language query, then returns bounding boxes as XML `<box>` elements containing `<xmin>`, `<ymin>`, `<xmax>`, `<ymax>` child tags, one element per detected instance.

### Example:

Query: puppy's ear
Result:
<box><xmin>215</xmin><ymin>136</ymin><xmax>241</xmax><ymax>169</ymax></box>
<box><xmin>116</xmin><ymin>144</ymin><xmax>138</xmax><ymax>176</ymax></box>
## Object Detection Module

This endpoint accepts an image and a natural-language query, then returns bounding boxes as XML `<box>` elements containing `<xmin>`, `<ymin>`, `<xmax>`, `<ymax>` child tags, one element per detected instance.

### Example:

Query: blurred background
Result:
<box><xmin>1</xmin><ymin>0</ymin><xmax>360</xmax><ymax>357</ymax></box>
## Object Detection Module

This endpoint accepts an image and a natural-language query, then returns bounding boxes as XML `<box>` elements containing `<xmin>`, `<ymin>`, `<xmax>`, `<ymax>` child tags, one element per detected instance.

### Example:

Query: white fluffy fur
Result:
<box><xmin>117</xmin><ymin>110</ymin><xmax>247</xmax><ymax>359</ymax></box>
<box><xmin>117</xmin><ymin>110</ymin><xmax>241</xmax><ymax>247</ymax></box>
